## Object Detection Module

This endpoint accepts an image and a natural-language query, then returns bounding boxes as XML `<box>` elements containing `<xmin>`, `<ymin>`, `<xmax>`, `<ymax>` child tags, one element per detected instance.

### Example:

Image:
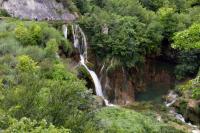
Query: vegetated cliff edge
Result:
<box><xmin>0</xmin><ymin>0</ymin><xmax>76</xmax><ymax>21</ymax></box>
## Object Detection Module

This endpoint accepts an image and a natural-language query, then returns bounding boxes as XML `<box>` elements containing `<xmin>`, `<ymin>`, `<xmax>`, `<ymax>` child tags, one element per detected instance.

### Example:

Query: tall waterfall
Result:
<box><xmin>63</xmin><ymin>24</ymin><xmax>113</xmax><ymax>106</ymax></box>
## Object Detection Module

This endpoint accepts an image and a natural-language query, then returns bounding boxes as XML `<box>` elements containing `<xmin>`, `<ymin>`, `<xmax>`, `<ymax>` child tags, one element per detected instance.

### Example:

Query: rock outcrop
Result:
<box><xmin>98</xmin><ymin>59</ymin><xmax>175</xmax><ymax>105</ymax></box>
<box><xmin>0</xmin><ymin>0</ymin><xmax>76</xmax><ymax>21</ymax></box>
<box><xmin>174</xmin><ymin>98</ymin><xmax>200</xmax><ymax>125</ymax></box>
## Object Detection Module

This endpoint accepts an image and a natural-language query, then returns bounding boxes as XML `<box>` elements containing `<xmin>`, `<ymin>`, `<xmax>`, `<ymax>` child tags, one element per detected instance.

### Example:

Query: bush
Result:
<box><xmin>172</xmin><ymin>23</ymin><xmax>200</xmax><ymax>50</ymax></box>
<box><xmin>15</xmin><ymin>24</ymin><xmax>37</xmax><ymax>46</ymax></box>
<box><xmin>175</xmin><ymin>50</ymin><xmax>200</xmax><ymax>80</ymax></box>
<box><xmin>0</xmin><ymin>114</ymin><xmax>70</xmax><ymax>133</ymax></box>
<box><xmin>96</xmin><ymin>107</ymin><xmax>185</xmax><ymax>133</ymax></box>
<box><xmin>0</xmin><ymin>39</ymin><xmax>21</xmax><ymax>56</ymax></box>
<box><xmin>0</xmin><ymin>9</ymin><xmax>10</xmax><ymax>17</ymax></box>
<box><xmin>18</xmin><ymin>46</ymin><xmax>45</xmax><ymax>62</ymax></box>
<box><xmin>16</xmin><ymin>55</ymin><xmax>38</xmax><ymax>73</ymax></box>
<box><xmin>177</xmin><ymin>72</ymin><xmax>200</xmax><ymax>99</ymax></box>
<box><xmin>45</xmin><ymin>39</ymin><xmax>59</xmax><ymax>59</ymax></box>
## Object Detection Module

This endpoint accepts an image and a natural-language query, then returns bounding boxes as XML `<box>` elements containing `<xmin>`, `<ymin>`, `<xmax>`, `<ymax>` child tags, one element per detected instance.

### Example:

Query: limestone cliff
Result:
<box><xmin>98</xmin><ymin>59</ymin><xmax>175</xmax><ymax>105</ymax></box>
<box><xmin>0</xmin><ymin>0</ymin><xmax>76</xmax><ymax>21</ymax></box>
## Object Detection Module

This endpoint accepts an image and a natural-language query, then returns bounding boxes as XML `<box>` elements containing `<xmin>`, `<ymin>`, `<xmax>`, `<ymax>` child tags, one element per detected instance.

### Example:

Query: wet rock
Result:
<box><xmin>1</xmin><ymin>0</ymin><xmax>76</xmax><ymax>21</ymax></box>
<box><xmin>92</xmin><ymin>96</ymin><xmax>105</xmax><ymax>108</ymax></box>
<box><xmin>186</xmin><ymin>99</ymin><xmax>200</xmax><ymax>124</ymax></box>
<box><xmin>98</xmin><ymin>59</ymin><xmax>175</xmax><ymax>105</ymax></box>
<box><xmin>100</xmin><ymin>67</ymin><xmax>135</xmax><ymax>105</ymax></box>
<box><xmin>165</xmin><ymin>91</ymin><xmax>178</xmax><ymax>107</ymax></box>
<box><xmin>174</xmin><ymin>98</ymin><xmax>200</xmax><ymax>125</ymax></box>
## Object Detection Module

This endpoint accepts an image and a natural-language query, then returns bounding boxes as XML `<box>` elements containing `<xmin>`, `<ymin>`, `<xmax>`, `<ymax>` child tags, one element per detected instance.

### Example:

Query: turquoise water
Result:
<box><xmin>135</xmin><ymin>82</ymin><xmax>174</xmax><ymax>103</ymax></box>
<box><xmin>135</xmin><ymin>60</ymin><xmax>175</xmax><ymax>103</ymax></box>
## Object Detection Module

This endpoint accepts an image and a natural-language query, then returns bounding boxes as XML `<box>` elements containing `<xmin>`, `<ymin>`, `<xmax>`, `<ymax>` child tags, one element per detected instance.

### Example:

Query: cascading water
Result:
<box><xmin>80</xmin><ymin>55</ymin><xmax>104</xmax><ymax>97</ymax></box>
<box><xmin>63</xmin><ymin>25</ymin><xmax>68</xmax><ymax>39</ymax></box>
<box><xmin>165</xmin><ymin>91</ymin><xmax>200</xmax><ymax>133</ymax></box>
<box><xmin>63</xmin><ymin>24</ymin><xmax>113</xmax><ymax>106</ymax></box>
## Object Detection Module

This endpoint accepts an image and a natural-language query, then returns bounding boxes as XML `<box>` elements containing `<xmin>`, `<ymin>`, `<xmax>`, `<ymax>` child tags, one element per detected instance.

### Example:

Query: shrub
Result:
<box><xmin>0</xmin><ymin>9</ymin><xmax>10</xmax><ymax>17</ymax></box>
<box><xmin>0</xmin><ymin>114</ymin><xmax>70</xmax><ymax>133</ymax></box>
<box><xmin>172</xmin><ymin>23</ymin><xmax>200</xmax><ymax>50</ymax></box>
<box><xmin>178</xmin><ymin>72</ymin><xmax>200</xmax><ymax>99</ymax></box>
<box><xmin>0</xmin><ymin>39</ymin><xmax>21</xmax><ymax>56</ymax></box>
<box><xmin>18</xmin><ymin>46</ymin><xmax>45</xmax><ymax>62</ymax></box>
<box><xmin>96</xmin><ymin>107</ymin><xmax>185</xmax><ymax>133</ymax></box>
<box><xmin>14</xmin><ymin>24</ymin><xmax>36</xmax><ymax>46</ymax></box>
<box><xmin>45</xmin><ymin>39</ymin><xmax>58</xmax><ymax>58</ymax></box>
<box><xmin>16</xmin><ymin>55</ymin><xmax>38</xmax><ymax>73</ymax></box>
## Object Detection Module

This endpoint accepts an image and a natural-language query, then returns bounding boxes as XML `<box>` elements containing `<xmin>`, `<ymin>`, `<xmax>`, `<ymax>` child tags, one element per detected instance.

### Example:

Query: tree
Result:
<box><xmin>172</xmin><ymin>23</ymin><xmax>200</xmax><ymax>50</ymax></box>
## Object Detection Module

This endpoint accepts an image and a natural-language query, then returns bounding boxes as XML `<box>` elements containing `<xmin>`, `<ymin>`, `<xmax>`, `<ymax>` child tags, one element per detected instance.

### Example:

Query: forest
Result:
<box><xmin>0</xmin><ymin>0</ymin><xmax>199</xmax><ymax>132</ymax></box>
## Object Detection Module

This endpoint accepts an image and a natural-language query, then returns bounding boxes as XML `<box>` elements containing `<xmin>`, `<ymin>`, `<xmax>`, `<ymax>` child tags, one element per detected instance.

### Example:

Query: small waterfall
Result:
<box><xmin>165</xmin><ymin>91</ymin><xmax>200</xmax><ymax>133</ymax></box>
<box><xmin>165</xmin><ymin>91</ymin><xmax>178</xmax><ymax>107</ymax></box>
<box><xmin>63</xmin><ymin>25</ymin><xmax>68</xmax><ymax>39</ymax></box>
<box><xmin>63</xmin><ymin>24</ymin><xmax>114</xmax><ymax>106</ymax></box>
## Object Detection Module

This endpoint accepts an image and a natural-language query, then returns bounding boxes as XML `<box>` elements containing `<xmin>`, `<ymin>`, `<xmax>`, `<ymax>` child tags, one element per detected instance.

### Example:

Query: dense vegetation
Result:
<box><xmin>0</xmin><ymin>19</ymin><xmax>96</xmax><ymax>132</ymax></box>
<box><xmin>0</xmin><ymin>0</ymin><xmax>200</xmax><ymax>132</ymax></box>
<box><xmin>74</xmin><ymin>0</ymin><xmax>200</xmax><ymax>78</ymax></box>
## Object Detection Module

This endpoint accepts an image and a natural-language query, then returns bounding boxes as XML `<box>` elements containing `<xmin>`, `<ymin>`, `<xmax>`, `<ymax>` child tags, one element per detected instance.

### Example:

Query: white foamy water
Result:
<box><xmin>63</xmin><ymin>25</ymin><xmax>68</xmax><ymax>39</ymax></box>
<box><xmin>80</xmin><ymin>55</ymin><xmax>104</xmax><ymax>97</ymax></box>
<box><xmin>64</xmin><ymin>24</ymin><xmax>114</xmax><ymax>106</ymax></box>
<box><xmin>165</xmin><ymin>91</ymin><xmax>200</xmax><ymax>133</ymax></box>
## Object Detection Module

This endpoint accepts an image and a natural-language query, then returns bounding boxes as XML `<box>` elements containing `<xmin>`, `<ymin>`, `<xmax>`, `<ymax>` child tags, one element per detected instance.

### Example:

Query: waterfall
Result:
<box><xmin>164</xmin><ymin>91</ymin><xmax>178</xmax><ymax>107</ymax></box>
<box><xmin>80</xmin><ymin>55</ymin><xmax>104</xmax><ymax>97</ymax></box>
<box><xmin>63</xmin><ymin>24</ymin><xmax>114</xmax><ymax>106</ymax></box>
<box><xmin>165</xmin><ymin>91</ymin><xmax>200</xmax><ymax>133</ymax></box>
<box><xmin>63</xmin><ymin>25</ymin><xmax>68</xmax><ymax>39</ymax></box>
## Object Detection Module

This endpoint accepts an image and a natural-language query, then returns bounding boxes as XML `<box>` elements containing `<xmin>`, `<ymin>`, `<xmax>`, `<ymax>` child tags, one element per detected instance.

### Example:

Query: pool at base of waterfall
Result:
<box><xmin>135</xmin><ymin>82</ymin><xmax>174</xmax><ymax>103</ymax></box>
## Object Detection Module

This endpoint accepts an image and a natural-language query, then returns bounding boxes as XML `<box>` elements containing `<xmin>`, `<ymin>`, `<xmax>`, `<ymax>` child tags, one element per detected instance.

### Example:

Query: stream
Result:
<box><xmin>165</xmin><ymin>91</ymin><xmax>200</xmax><ymax>133</ymax></box>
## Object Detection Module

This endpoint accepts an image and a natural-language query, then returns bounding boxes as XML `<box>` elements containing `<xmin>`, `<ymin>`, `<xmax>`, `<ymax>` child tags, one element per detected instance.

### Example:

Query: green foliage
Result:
<box><xmin>177</xmin><ymin>72</ymin><xmax>200</xmax><ymax>99</ymax></box>
<box><xmin>18</xmin><ymin>46</ymin><xmax>46</xmax><ymax>62</ymax></box>
<box><xmin>16</xmin><ymin>55</ymin><xmax>38</xmax><ymax>73</ymax></box>
<box><xmin>172</xmin><ymin>23</ymin><xmax>200</xmax><ymax>50</ymax></box>
<box><xmin>79</xmin><ymin>8</ymin><xmax>163</xmax><ymax>68</ymax></box>
<box><xmin>172</xmin><ymin>24</ymin><xmax>200</xmax><ymax>80</ymax></box>
<box><xmin>0</xmin><ymin>56</ymin><xmax>96</xmax><ymax>132</ymax></box>
<box><xmin>103</xmin><ymin>0</ymin><xmax>153</xmax><ymax>22</ymax></box>
<box><xmin>157</xmin><ymin>7</ymin><xmax>188</xmax><ymax>38</ymax></box>
<box><xmin>0</xmin><ymin>19</ymin><xmax>95</xmax><ymax>133</ymax></box>
<box><xmin>15</xmin><ymin>24</ymin><xmax>38</xmax><ymax>46</ymax></box>
<box><xmin>72</xmin><ymin>0</ymin><xmax>90</xmax><ymax>14</ymax></box>
<box><xmin>44</xmin><ymin>39</ymin><xmax>59</xmax><ymax>58</ymax></box>
<box><xmin>0</xmin><ymin>9</ymin><xmax>10</xmax><ymax>17</ymax></box>
<box><xmin>0</xmin><ymin>114</ymin><xmax>70</xmax><ymax>133</ymax></box>
<box><xmin>0</xmin><ymin>20</ymin><xmax>72</xmax><ymax>57</ymax></box>
<box><xmin>96</xmin><ymin>107</ymin><xmax>185</xmax><ymax>133</ymax></box>
<box><xmin>175</xmin><ymin>50</ymin><xmax>200</xmax><ymax>80</ymax></box>
<box><xmin>140</xmin><ymin>0</ymin><xmax>193</xmax><ymax>12</ymax></box>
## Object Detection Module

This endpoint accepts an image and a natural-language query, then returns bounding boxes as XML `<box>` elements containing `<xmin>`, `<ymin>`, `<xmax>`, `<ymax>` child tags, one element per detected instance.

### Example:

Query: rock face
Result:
<box><xmin>174</xmin><ymin>98</ymin><xmax>200</xmax><ymax>125</ymax></box>
<box><xmin>0</xmin><ymin>0</ymin><xmax>75</xmax><ymax>21</ymax></box>
<box><xmin>99</xmin><ymin>59</ymin><xmax>175</xmax><ymax>105</ymax></box>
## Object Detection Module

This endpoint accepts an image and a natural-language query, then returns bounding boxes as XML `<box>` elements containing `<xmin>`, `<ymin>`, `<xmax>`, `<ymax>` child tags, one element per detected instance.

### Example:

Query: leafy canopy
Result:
<box><xmin>172</xmin><ymin>23</ymin><xmax>200</xmax><ymax>50</ymax></box>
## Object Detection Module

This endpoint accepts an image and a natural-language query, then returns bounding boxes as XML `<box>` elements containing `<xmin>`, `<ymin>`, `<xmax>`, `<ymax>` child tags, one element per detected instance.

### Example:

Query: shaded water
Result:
<box><xmin>135</xmin><ymin>60</ymin><xmax>175</xmax><ymax>103</ymax></box>
<box><xmin>136</xmin><ymin>82</ymin><xmax>174</xmax><ymax>103</ymax></box>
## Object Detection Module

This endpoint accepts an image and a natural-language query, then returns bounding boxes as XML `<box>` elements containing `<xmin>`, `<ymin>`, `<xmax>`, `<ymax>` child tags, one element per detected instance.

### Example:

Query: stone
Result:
<box><xmin>1</xmin><ymin>0</ymin><xmax>76</xmax><ymax>21</ymax></box>
<box><xmin>92</xmin><ymin>96</ymin><xmax>106</xmax><ymax>108</ymax></box>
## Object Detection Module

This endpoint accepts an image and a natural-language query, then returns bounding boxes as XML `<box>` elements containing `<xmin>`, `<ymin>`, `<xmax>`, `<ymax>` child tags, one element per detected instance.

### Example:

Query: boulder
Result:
<box><xmin>186</xmin><ymin>99</ymin><xmax>200</xmax><ymax>124</ymax></box>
